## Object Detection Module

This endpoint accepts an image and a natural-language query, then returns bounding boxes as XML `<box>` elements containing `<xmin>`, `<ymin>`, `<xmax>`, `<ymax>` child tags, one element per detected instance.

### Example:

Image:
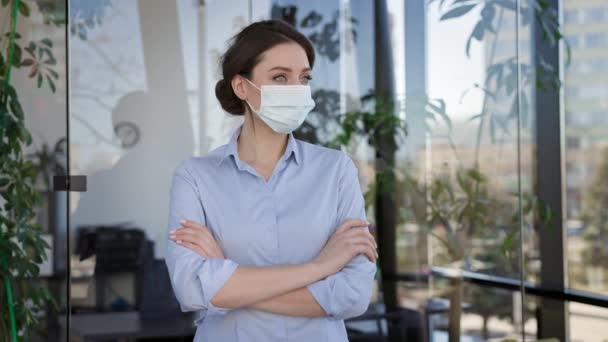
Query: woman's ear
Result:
<box><xmin>231</xmin><ymin>76</ymin><xmax>247</xmax><ymax>100</ymax></box>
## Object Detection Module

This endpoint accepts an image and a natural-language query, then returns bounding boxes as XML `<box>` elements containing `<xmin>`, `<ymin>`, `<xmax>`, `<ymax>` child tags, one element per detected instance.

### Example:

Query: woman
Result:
<box><xmin>165</xmin><ymin>20</ymin><xmax>378</xmax><ymax>341</ymax></box>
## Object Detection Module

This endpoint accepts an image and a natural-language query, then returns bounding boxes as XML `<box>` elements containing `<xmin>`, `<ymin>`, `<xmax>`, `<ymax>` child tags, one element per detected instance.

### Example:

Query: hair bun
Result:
<box><xmin>215</xmin><ymin>78</ymin><xmax>244</xmax><ymax>115</ymax></box>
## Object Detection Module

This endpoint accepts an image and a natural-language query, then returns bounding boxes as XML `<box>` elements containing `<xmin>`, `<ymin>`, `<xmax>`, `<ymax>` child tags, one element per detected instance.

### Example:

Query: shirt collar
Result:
<box><xmin>216</xmin><ymin>124</ymin><xmax>301</xmax><ymax>168</ymax></box>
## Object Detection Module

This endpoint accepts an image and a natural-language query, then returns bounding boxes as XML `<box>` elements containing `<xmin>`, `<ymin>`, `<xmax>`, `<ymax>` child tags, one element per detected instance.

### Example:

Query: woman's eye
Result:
<box><xmin>301</xmin><ymin>75</ymin><xmax>312</xmax><ymax>85</ymax></box>
<box><xmin>273</xmin><ymin>75</ymin><xmax>287</xmax><ymax>82</ymax></box>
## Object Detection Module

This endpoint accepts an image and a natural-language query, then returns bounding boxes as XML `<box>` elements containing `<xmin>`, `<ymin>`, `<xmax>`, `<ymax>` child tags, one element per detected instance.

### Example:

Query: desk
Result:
<box><xmin>60</xmin><ymin>311</ymin><xmax>196</xmax><ymax>341</ymax></box>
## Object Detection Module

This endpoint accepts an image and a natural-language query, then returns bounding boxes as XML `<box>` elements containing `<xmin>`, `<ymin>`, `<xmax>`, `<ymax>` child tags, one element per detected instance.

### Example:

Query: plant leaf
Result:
<box><xmin>46</xmin><ymin>75</ymin><xmax>56</xmax><ymax>93</ymax></box>
<box><xmin>11</xmin><ymin>44</ymin><xmax>22</xmax><ymax>67</ymax></box>
<box><xmin>18</xmin><ymin>0</ymin><xmax>30</xmax><ymax>17</ymax></box>
<box><xmin>21</xmin><ymin>58</ymin><xmax>34</xmax><ymax>67</ymax></box>
<box><xmin>440</xmin><ymin>4</ymin><xmax>477</xmax><ymax>21</ymax></box>
<box><xmin>48</xmin><ymin>68</ymin><xmax>59</xmax><ymax>79</ymax></box>
<box><xmin>41</xmin><ymin>38</ymin><xmax>53</xmax><ymax>48</ymax></box>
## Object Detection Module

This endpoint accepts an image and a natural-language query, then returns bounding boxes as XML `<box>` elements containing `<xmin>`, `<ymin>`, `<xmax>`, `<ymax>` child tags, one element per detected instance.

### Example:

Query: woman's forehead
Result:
<box><xmin>256</xmin><ymin>43</ymin><xmax>311</xmax><ymax>71</ymax></box>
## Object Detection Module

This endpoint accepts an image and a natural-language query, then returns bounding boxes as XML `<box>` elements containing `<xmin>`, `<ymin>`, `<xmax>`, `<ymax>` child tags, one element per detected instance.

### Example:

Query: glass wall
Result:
<box><xmin>1</xmin><ymin>0</ymin><xmax>68</xmax><ymax>341</ymax></box>
<box><xmin>564</xmin><ymin>0</ymin><xmax>608</xmax><ymax>295</ymax></box>
<box><xmin>2</xmin><ymin>0</ymin><xmax>600</xmax><ymax>340</ymax></box>
<box><xmin>393</xmin><ymin>0</ymin><xmax>535</xmax><ymax>339</ymax></box>
<box><xmin>563</xmin><ymin>0</ymin><xmax>608</xmax><ymax>340</ymax></box>
<box><xmin>66</xmin><ymin>0</ymin><xmax>200</xmax><ymax>339</ymax></box>
<box><xmin>64</xmin><ymin>1</ymin><xmax>379</xmax><ymax>340</ymax></box>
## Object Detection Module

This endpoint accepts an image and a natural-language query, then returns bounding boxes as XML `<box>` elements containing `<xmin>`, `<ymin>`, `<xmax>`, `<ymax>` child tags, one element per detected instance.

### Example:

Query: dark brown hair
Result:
<box><xmin>215</xmin><ymin>20</ymin><xmax>315</xmax><ymax>115</ymax></box>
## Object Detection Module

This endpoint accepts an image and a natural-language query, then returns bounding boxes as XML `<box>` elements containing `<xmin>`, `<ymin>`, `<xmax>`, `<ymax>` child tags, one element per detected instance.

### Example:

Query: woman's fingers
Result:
<box><xmin>172</xmin><ymin>234</ymin><xmax>215</xmax><ymax>258</ymax></box>
<box><xmin>359</xmin><ymin>244</ymin><xmax>377</xmax><ymax>263</ymax></box>
<box><xmin>170</xmin><ymin>226</ymin><xmax>203</xmax><ymax>244</ymax></box>
<box><xmin>347</xmin><ymin>236</ymin><xmax>378</xmax><ymax>262</ymax></box>
<box><xmin>177</xmin><ymin>220</ymin><xmax>213</xmax><ymax>237</ymax></box>
<box><xmin>172</xmin><ymin>227</ymin><xmax>204</xmax><ymax>240</ymax></box>
<box><xmin>172</xmin><ymin>227</ymin><xmax>216</xmax><ymax>247</ymax></box>
<box><xmin>170</xmin><ymin>225</ymin><xmax>224</xmax><ymax>259</ymax></box>
<box><xmin>327</xmin><ymin>225</ymin><xmax>378</xmax><ymax>263</ymax></box>
<box><xmin>349</xmin><ymin>242</ymin><xmax>376</xmax><ymax>263</ymax></box>
<box><xmin>176</xmin><ymin>239</ymin><xmax>195</xmax><ymax>250</ymax></box>
<box><xmin>178</xmin><ymin>240</ymin><xmax>205</xmax><ymax>256</ymax></box>
<box><xmin>171</xmin><ymin>230</ymin><xmax>201</xmax><ymax>247</ymax></box>
<box><xmin>176</xmin><ymin>221</ymin><xmax>218</xmax><ymax>245</ymax></box>
<box><xmin>180</xmin><ymin>219</ymin><xmax>206</xmax><ymax>230</ymax></box>
<box><xmin>335</xmin><ymin>219</ymin><xmax>370</xmax><ymax>235</ymax></box>
<box><xmin>351</xmin><ymin>228</ymin><xmax>377</xmax><ymax>248</ymax></box>
<box><xmin>171</xmin><ymin>229</ymin><xmax>200</xmax><ymax>244</ymax></box>
<box><xmin>341</xmin><ymin>227</ymin><xmax>377</xmax><ymax>248</ymax></box>
<box><xmin>203</xmin><ymin>239</ymin><xmax>224</xmax><ymax>259</ymax></box>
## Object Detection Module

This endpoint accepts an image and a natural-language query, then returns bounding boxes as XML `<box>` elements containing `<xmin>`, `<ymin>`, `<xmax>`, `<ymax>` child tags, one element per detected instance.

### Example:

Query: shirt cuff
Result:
<box><xmin>307</xmin><ymin>275</ymin><xmax>358</xmax><ymax>320</ymax></box>
<box><xmin>198</xmin><ymin>258</ymin><xmax>239</xmax><ymax>315</ymax></box>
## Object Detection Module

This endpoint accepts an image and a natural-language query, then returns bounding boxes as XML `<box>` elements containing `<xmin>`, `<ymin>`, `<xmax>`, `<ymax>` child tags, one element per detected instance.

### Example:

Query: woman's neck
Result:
<box><xmin>237</xmin><ymin>113</ymin><xmax>288</xmax><ymax>170</ymax></box>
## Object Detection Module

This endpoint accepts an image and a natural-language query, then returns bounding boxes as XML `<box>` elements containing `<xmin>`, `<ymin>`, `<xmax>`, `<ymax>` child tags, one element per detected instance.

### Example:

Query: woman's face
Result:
<box><xmin>233</xmin><ymin>42</ymin><xmax>312</xmax><ymax>114</ymax></box>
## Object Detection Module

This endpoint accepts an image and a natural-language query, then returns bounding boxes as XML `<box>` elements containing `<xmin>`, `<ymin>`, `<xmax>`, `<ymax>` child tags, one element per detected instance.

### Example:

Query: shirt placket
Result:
<box><xmin>262</xmin><ymin>159</ymin><xmax>290</xmax><ymax>265</ymax></box>
<box><xmin>238</xmin><ymin>155</ymin><xmax>291</xmax><ymax>265</ymax></box>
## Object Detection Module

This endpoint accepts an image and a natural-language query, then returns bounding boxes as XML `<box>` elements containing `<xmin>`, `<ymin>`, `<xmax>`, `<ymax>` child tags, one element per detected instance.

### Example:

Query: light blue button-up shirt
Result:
<box><xmin>165</xmin><ymin>124</ymin><xmax>377</xmax><ymax>341</ymax></box>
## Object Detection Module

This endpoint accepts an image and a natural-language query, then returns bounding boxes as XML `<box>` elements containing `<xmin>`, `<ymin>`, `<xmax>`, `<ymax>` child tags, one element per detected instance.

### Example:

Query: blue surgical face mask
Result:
<box><xmin>243</xmin><ymin>77</ymin><xmax>315</xmax><ymax>134</ymax></box>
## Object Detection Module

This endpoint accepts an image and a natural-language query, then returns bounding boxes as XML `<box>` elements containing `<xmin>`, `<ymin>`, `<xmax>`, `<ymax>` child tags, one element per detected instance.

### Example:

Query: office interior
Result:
<box><xmin>1</xmin><ymin>0</ymin><xmax>607</xmax><ymax>341</ymax></box>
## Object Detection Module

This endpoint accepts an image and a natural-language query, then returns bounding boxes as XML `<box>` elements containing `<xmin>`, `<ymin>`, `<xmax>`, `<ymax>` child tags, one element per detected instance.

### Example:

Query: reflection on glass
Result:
<box><xmin>387</xmin><ymin>0</ymin><xmax>581</xmax><ymax>338</ymax></box>
<box><xmin>67</xmin><ymin>0</ymin><xmax>200</xmax><ymax>340</ymax></box>
<box><xmin>1</xmin><ymin>0</ymin><xmax>68</xmax><ymax>341</ymax></box>
<box><xmin>426</xmin><ymin>284</ymin><xmax>534</xmax><ymax>340</ymax></box>
<box><xmin>565</xmin><ymin>0</ymin><xmax>608</xmax><ymax>301</ymax></box>
<box><xmin>394</xmin><ymin>0</ymin><xmax>535</xmax><ymax>339</ymax></box>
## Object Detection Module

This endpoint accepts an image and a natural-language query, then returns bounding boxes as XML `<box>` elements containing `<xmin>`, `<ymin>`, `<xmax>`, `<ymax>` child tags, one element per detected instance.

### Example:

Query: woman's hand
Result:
<box><xmin>169</xmin><ymin>219</ymin><xmax>225</xmax><ymax>259</ymax></box>
<box><xmin>311</xmin><ymin>219</ymin><xmax>377</xmax><ymax>276</ymax></box>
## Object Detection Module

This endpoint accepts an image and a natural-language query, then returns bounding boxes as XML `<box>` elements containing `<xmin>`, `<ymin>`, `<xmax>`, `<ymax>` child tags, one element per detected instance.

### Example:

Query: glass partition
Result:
<box><xmin>563</xmin><ymin>0</ymin><xmax>608</xmax><ymax>339</ymax></box>
<box><xmin>45</xmin><ymin>0</ymin><xmax>608</xmax><ymax>340</ymax></box>
<box><xmin>66</xmin><ymin>0</ymin><xmax>200</xmax><ymax>340</ymax></box>
<box><xmin>400</xmin><ymin>0</ymin><xmax>533</xmax><ymax>339</ymax></box>
<box><xmin>1</xmin><ymin>0</ymin><xmax>68</xmax><ymax>341</ymax></box>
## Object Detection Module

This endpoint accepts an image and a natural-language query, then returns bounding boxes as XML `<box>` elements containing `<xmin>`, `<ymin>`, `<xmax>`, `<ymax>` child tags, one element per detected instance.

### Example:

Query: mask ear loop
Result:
<box><xmin>243</xmin><ymin>76</ymin><xmax>261</xmax><ymax>91</ymax></box>
<box><xmin>241</xmin><ymin>76</ymin><xmax>261</xmax><ymax>114</ymax></box>
<box><xmin>239</xmin><ymin>76</ymin><xmax>265</xmax><ymax>162</ymax></box>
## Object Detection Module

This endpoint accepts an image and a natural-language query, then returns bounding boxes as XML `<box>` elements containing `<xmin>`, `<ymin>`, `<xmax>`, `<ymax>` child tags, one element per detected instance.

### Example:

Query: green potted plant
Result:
<box><xmin>1</xmin><ymin>0</ymin><xmax>64</xmax><ymax>340</ymax></box>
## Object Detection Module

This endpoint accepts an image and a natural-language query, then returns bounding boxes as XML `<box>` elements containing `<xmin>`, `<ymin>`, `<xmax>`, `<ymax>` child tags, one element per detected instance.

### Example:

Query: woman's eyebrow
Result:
<box><xmin>268</xmin><ymin>66</ymin><xmax>312</xmax><ymax>72</ymax></box>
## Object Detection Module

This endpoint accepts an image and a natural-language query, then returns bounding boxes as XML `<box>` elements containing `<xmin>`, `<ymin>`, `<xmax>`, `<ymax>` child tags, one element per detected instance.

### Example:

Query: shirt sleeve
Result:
<box><xmin>306</xmin><ymin>152</ymin><xmax>377</xmax><ymax>320</ymax></box>
<box><xmin>165</xmin><ymin>158</ymin><xmax>239</xmax><ymax>316</ymax></box>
